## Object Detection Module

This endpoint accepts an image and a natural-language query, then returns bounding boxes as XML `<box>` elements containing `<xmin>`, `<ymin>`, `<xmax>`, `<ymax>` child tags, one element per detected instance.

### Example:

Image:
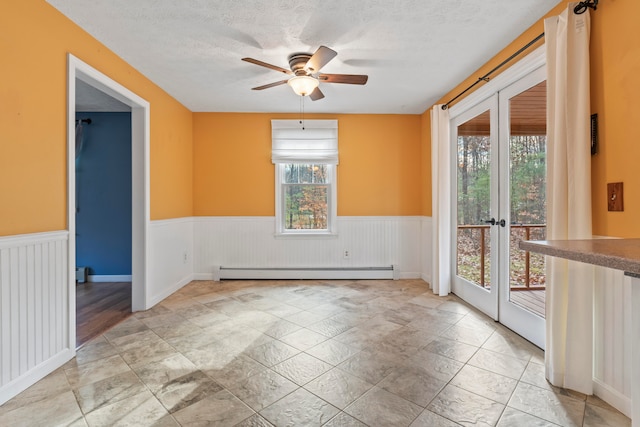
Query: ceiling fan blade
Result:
<box><xmin>251</xmin><ymin>79</ymin><xmax>289</xmax><ymax>90</ymax></box>
<box><xmin>309</xmin><ymin>87</ymin><xmax>324</xmax><ymax>101</ymax></box>
<box><xmin>242</xmin><ymin>58</ymin><xmax>292</xmax><ymax>75</ymax></box>
<box><xmin>319</xmin><ymin>73</ymin><xmax>368</xmax><ymax>85</ymax></box>
<box><xmin>304</xmin><ymin>46</ymin><xmax>337</xmax><ymax>73</ymax></box>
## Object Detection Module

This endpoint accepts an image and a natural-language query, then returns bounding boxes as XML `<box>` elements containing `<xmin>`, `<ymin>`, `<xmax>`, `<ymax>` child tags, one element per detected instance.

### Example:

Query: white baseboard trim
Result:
<box><xmin>0</xmin><ymin>348</ymin><xmax>74</xmax><ymax>406</ymax></box>
<box><xmin>192</xmin><ymin>273</ymin><xmax>216</xmax><ymax>281</ymax></box>
<box><xmin>212</xmin><ymin>265</ymin><xmax>397</xmax><ymax>281</ymax></box>
<box><xmin>148</xmin><ymin>274</ymin><xmax>194</xmax><ymax>307</ymax></box>
<box><xmin>398</xmin><ymin>272</ymin><xmax>422</xmax><ymax>280</ymax></box>
<box><xmin>593</xmin><ymin>378</ymin><xmax>631</xmax><ymax>418</ymax></box>
<box><xmin>87</xmin><ymin>275</ymin><xmax>132</xmax><ymax>283</ymax></box>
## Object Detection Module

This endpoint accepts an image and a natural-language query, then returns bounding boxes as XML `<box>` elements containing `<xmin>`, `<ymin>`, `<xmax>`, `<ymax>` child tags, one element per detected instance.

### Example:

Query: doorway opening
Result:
<box><xmin>67</xmin><ymin>54</ymin><xmax>150</xmax><ymax>348</ymax></box>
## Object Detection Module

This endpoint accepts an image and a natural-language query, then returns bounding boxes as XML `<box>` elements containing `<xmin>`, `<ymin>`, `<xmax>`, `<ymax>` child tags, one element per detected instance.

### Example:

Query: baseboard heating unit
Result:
<box><xmin>213</xmin><ymin>265</ymin><xmax>399</xmax><ymax>281</ymax></box>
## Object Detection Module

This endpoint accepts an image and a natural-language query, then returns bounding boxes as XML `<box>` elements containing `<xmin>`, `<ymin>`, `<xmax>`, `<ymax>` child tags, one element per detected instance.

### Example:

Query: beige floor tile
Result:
<box><xmin>2</xmin><ymin>279</ymin><xmax>632</xmax><ymax>426</ymax></box>
<box><xmin>423</xmin><ymin>337</ymin><xmax>479</xmax><ymax>363</ymax></box>
<box><xmin>279</xmin><ymin>328</ymin><xmax>329</xmax><ymax>350</ymax></box>
<box><xmin>428</xmin><ymin>384</ymin><xmax>505</xmax><ymax>427</ymax></box>
<box><xmin>258</xmin><ymin>319</ymin><xmax>302</xmax><ymax>338</ymax></box>
<box><xmin>204</xmin><ymin>355</ymin><xmax>268</xmax><ymax>389</ymax></box>
<box><xmin>260</xmin><ymin>388</ymin><xmax>339</xmax><ymax>426</ymax></box>
<box><xmin>150</xmin><ymin>319</ymin><xmax>202</xmax><ymax>340</ymax></box>
<box><xmin>483</xmin><ymin>329</ymin><xmax>539</xmax><ymax>360</ymax></box>
<box><xmin>410</xmin><ymin>409</ymin><xmax>462</xmax><ymax>427</ymax></box>
<box><xmin>84</xmin><ymin>390</ymin><xmax>176</xmax><ymax>427</ymax></box>
<box><xmin>153</xmin><ymin>370</ymin><xmax>223</xmax><ymax>413</ymax></box>
<box><xmin>119</xmin><ymin>339</ymin><xmax>176</xmax><ymax>366</ymax></box>
<box><xmin>497</xmin><ymin>407</ymin><xmax>561</xmax><ymax>426</ymax></box>
<box><xmin>235</xmin><ymin>413</ymin><xmax>274</xmax><ymax>426</ymax></box>
<box><xmin>74</xmin><ymin>370</ymin><xmax>146</xmax><ymax>414</ymax></box>
<box><xmin>509</xmin><ymin>382</ymin><xmax>585</xmax><ymax>426</ymax></box>
<box><xmin>271</xmin><ymin>352</ymin><xmax>332</xmax><ymax>385</ymax></box>
<box><xmin>439</xmin><ymin>323</ymin><xmax>494</xmax><ymax>347</ymax></box>
<box><xmin>244</xmin><ymin>339</ymin><xmax>300</xmax><ymax>367</ymax></box>
<box><xmin>449</xmin><ymin>364</ymin><xmax>518</xmax><ymax>404</ymax></box>
<box><xmin>68</xmin><ymin>338</ymin><xmax>119</xmax><ymax>368</ymax></box>
<box><xmin>132</xmin><ymin>353</ymin><xmax>198</xmax><ymax>393</ymax></box>
<box><xmin>338</xmin><ymin>349</ymin><xmax>404</xmax><ymax>384</ymax></box>
<box><xmin>306</xmin><ymin>338</ymin><xmax>361</xmax><ymax>366</ymax></box>
<box><xmin>345</xmin><ymin>386</ymin><xmax>423</xmax><ymax>426</ymax></box>
<box><xmin>284</xmin><ymin>310</ymin><xmax>327</xmax><ymax>326</ymax></box>
<box><xmin>378</xmin><ymin>364</ymin><xmax>447</xmax><ymax>407</ymax></box>
<box><xmin>304</xmin><ymin>367</ymin><xmax>374</xmax><ymax>409</ymax></box>
<box><xmin>0</xmin><ymin>369</ymin><xmax>71</xmax><ymax>414</ymax></box>
<box><xmin>108</xmin><ymin>329</ymin><xmax>165</xmax><ymax>353</ymax></box>
<box><xmin>406</xmin><ymin>349</ymin><xmax>464</xmax><ymax>383</ymax></box>
<box><xmin>228</xmin><ymin>369</ymin><xmax>298</xmax><ymax>411</ymax></box>
<box><xmin>65</xmin><ymin>354</ymin><xmax>131</xmax><ymax>389</ymax></box>
<box><xmin>467</xmin><ymin>348</ymin><xmax>528</xmax><ymax>380</ymax></box>
<box><xmin>0</xmin><ymin>390</ymin><xmax>85</xmax><ymax>426</ymax></box>
<box><xmin>583</xmin><ymin>403</ymin><xmax>631</xmax><ymax>427</ymax></box>
<box><xmin>307</xmin><ymin>317</ymin><xmax>353</xmax><ymax>338</ymax></box>
<box><xmin>323</xmin><ymin>412</ymin><xmax>368</xmax><ymax>426</ymax></box>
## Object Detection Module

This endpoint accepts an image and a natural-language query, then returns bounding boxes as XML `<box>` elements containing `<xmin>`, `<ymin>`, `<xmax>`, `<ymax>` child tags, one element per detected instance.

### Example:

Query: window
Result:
<box><xmin>272</xmin><ymin>120</ymin><xmax>338</xmax><ymax>235</ymax></box>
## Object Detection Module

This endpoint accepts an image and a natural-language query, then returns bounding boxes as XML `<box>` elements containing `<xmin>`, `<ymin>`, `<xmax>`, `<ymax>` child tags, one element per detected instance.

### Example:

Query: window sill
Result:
<box><xmin>274</xmin><ymin>231</ymin><xmax>338</xmax><ymax>239</ymax></box>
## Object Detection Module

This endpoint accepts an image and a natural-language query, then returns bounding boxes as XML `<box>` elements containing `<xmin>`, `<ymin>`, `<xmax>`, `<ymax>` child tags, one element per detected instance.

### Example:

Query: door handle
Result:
<box><xmin>483</xmin><ymin>218</ymin><xmax>506</xmax><ymax>227</ymax></box>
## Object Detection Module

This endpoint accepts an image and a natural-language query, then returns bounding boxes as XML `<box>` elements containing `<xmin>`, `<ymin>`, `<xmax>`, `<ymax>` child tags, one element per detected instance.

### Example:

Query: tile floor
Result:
<box><xmin>0</xmin><ymin>279</ymin><xmax>631</xmax><ymax>426</ymax></box>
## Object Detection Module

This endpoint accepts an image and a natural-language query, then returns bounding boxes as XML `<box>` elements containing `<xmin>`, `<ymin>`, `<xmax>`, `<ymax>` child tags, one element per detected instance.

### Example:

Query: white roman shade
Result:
<box><xmin>271</xmin><ymin>119</ymin><xmax>338</xmax><ymax>164</ymax></box>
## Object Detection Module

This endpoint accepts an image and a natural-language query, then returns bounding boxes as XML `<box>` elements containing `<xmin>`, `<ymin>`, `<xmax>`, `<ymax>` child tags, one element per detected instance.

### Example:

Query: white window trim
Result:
<box><xmin>274</xmin><ymin>163</ymin><xmax>338</xmax><ymax>237</ymax></box>
<box><xmin>272</xmin><ymin>120</ymin><xmax>338</xmax><ymax>237</ymax></box>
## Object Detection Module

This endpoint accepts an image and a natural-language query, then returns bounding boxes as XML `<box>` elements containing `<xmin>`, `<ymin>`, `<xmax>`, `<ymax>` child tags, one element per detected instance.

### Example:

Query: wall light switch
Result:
<box><xmin>607</xmin><ymin>182</ymin><xmax>623</xmax><ymax>212</ymax></box>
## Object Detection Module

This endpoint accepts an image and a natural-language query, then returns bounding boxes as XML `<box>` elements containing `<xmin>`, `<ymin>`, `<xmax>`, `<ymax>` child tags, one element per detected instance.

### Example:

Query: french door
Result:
<box><xmin>451</xmin><ymin>66</ymin><xmax>546</xmax><ymax>348</ymax></box>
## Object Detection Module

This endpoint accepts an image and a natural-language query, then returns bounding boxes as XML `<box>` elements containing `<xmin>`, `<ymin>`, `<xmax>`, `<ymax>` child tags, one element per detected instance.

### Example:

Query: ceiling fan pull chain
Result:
<box><xmin>300</xmin><ymin>95</ymin><xmax>305</xmax><ymax>130</ymax></box>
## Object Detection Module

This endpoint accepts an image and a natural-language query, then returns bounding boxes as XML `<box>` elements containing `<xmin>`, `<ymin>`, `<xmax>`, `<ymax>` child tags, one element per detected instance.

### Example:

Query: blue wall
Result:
<box><xmin>76</xmin><ymin>112</ymin><xmax>132</xmax><ymax>276</ymax></box>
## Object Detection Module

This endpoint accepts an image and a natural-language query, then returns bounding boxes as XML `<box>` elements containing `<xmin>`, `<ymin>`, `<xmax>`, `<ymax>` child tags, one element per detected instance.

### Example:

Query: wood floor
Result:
<box><xmin>76</xmin><ymin>281</ymin><xmax>132</xmax><ymax>347</ymax></box>
<box><xmin>510</xmin><ymin>288</ymin><xmax>545</xmax><ymax>318</ymax></box>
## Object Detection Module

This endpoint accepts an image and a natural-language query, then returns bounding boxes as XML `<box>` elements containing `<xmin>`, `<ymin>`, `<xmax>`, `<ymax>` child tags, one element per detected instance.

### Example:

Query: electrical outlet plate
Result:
<box><xmin>607</xmin><ymin>182</ymin><xmax>623</xmax><ymax>212</ymax></box>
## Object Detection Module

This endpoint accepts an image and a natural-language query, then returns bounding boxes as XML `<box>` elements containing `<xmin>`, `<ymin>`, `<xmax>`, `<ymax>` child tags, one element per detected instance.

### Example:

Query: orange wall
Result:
<box><xmin>433</xmin><ymin>0</ymin><xmax>640</xmax><ymax>237</ymax></box>
<box><xmin>193</xmin><ymin>113</ymin><xmax>422</xmax><ymax>216</ymax></box>
<box><xmin>589</xmin><ymin>0</ymin><xmax>640</xmax><ymax>237</ymax></box>
<box><xmin>421</xmin><ymin>111</ymin><xmax>432</xmax><ymax>217</ymax></box>
<box><xmin>0</xmin><ymin>0</ymin><xmax>193</xmax><ymax>236</ymax></box>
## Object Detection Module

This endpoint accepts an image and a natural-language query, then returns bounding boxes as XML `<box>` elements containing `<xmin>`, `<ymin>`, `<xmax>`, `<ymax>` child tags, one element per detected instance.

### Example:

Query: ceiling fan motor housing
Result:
<box><xmin>288</xmin><ymin>53</ymin><xmax>313</xmax><ymax>75</ymax></box>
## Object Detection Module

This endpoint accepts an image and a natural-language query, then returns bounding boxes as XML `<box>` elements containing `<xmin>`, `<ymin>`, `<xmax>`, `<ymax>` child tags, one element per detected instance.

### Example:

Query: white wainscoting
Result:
<box><xmin>0</xmin><ymin>231</ymin><xmax>73</xmax><ymax>405</ymax></box>
<box><xmin>420</xmin><ymin>216</ymin><xmax>432</xmax><ymax>284</ymax></box>
<box><xmin>193</xmin><ymin>216</ymin><xmax>423</xmax><ymax>280</ymax></box>
<box><xmin>148</xmin><ymin>218</ymin><xmax>194</xmax><ymax>307</ymax></box>
<box><xmin>593</xmin><ymin>265</ymin><xmax>633</xmax><ymax>417</ymax></box>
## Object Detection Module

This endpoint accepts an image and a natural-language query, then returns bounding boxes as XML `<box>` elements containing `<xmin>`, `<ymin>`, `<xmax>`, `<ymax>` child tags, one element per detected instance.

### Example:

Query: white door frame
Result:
<box><xmin>448</xmin><ymin>45</ymin><xmax>547</xmax><ymax>348</ymax></box>
<box><xmin>67</xmin><ymin>54</ymin><xmax>151</xmax><ymax>338</ymax></box>
<box><xmin>450</xmin><ymin>94</ymin><xmax>500</xmax><ymax>320</ymax></box>
<box><xmin>497</xmin><ymin>66</ymin><xmax>547</xmax><ymax>349</ymax></box>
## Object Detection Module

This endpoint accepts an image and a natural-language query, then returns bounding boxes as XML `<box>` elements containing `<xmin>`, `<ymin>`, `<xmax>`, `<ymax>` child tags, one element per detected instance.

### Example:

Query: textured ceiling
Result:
<box><xmin>48</xmin><ymin>0</ymin><xmax>561</xmax><ymax>114</ymax></box>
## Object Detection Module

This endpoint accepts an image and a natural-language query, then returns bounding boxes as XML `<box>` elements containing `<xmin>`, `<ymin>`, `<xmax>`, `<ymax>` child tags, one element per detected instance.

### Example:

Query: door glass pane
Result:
<box><xmin>508</xmin><ymin>81</ymin><xmax>547</xmax><ymax>318</ymax></box>
<box><xmin>456</xmin><ymin>110</ymin><xmax>492</xmax><ymax>289</ymax></box>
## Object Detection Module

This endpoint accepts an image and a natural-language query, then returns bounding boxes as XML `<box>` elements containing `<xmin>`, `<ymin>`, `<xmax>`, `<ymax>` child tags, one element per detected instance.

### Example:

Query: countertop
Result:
<box><xmin>519</xmin><ymin>238</ymin><xmax>640</xmax><ymax>277</ymax></box>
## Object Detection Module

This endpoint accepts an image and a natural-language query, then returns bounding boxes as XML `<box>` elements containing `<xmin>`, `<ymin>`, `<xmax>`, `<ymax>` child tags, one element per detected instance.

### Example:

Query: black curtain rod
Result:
<box><xmin>441</xmin><ymin>0</ymin><xmax>598</xmax><ymax>111</ymax></box>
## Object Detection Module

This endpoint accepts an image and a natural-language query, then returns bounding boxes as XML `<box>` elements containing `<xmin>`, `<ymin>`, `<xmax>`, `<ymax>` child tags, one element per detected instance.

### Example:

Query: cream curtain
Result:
<box><xmin>545</xmin><ymin>3</ymin><xmax>593</xmax><ymax>394</ymax></box>
<box><xmin>430</xmin><ymin>105</ymin><xmax>451</xmax><ymax>296</ymax></box>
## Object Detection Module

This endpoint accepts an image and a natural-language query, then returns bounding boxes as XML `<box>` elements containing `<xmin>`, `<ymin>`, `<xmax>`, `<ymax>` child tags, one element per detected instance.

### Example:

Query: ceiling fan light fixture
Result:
<box><xmin>287</xmin><ymin>75</ymin><xmax>319</xmax><ymax>96</ymax></box>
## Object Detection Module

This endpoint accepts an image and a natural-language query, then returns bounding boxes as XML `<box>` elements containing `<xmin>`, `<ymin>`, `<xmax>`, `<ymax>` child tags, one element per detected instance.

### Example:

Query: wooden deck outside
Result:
<box><xmin>510</xmin><ymin>288</ymin><xmax>545</xmax><ymax>318</ymax></box>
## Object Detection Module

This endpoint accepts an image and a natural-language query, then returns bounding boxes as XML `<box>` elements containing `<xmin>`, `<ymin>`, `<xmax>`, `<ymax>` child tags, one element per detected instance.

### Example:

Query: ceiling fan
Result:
<box><xmin>242</xmin><ymin>46</ymin><xmax>368</xmax><ymax>101</ymax></box>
